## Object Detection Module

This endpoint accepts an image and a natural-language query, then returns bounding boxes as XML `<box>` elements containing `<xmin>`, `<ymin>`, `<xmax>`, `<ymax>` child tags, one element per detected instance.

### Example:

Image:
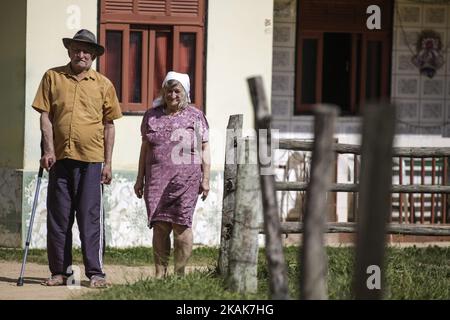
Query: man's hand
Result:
<box><xmin>101</xmin><ymin>164</ymin><xmax>112</xmax><ymax>184</ymax></box>
<box><xmin>134</xmin><ymin>178</ymin><xmax>144</xmax><ymax>199</ymax></box>
<box><xmin>40</xmin><ymin>152</ymin><xmax>56</xmax><ymax>171</ymax></box>
<box><xmin>199</xmin><ymin>179</ymin><xmax>210</xmax><ymax>201</ymax></box>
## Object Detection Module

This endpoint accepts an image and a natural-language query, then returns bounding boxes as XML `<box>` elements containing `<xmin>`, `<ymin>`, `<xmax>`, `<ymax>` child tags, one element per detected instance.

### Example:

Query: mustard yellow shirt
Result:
<box><xmin>32</xmin><ymin>64</ymin><xmax>122</xmax><ymax>162</ymax></box>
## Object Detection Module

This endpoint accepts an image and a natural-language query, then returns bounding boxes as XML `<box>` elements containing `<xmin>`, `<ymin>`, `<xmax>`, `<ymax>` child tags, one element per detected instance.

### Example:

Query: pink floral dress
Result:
<box><xmin>140</xmin><ymin>105</ymin><xmax>209</xmax><ymax>228</ymax></box>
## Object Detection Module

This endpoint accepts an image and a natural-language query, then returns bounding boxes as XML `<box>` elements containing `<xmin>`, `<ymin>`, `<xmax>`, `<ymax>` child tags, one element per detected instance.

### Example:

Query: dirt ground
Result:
<box><xmin>0</xmin><ymin>261</ymin><xmax>203</xmax><ymax>300</ymax></box>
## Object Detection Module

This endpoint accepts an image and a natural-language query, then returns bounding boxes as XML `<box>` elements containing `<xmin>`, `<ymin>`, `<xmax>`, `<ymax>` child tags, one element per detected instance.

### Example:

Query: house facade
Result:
<box><xmin>0</xmin><ymin>0</ymin><xmax>448</xmax><ymax>248</ymax></box>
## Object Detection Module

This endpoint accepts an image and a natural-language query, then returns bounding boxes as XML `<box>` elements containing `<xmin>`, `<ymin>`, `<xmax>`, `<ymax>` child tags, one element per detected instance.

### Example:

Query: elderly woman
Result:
<box><xmin>134</xmin><ymin>71</ymin><xmax>210</xmax><ymax>278</ymax></box>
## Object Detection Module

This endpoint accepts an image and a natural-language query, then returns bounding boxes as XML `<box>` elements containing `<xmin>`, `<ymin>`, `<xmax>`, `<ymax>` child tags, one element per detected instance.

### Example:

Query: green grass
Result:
<box><xmin>0</xmin><ymin>246</ymin><xmax>218</xmax><ymax>267</ymax></box>
<box><xmin>2</xmin><ymin>246</ymin><xmax>447</xmax><ymax>299</ymax></box>
<box><xmin>82</xmin><ymin>268</ymin><xmax>261</xmax><ymax>300</ymax></box>
<box><xmin>81</xmin><ymin>246</ymin><xmax>450</xmax><ymax>300</ymax></box>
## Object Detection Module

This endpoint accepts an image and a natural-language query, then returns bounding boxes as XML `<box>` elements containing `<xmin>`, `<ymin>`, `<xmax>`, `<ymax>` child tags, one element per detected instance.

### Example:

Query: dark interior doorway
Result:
<box><xmin>322</xmin><ymin>33</ymin><xmax>352</xmax><ymax>114</ymax></box>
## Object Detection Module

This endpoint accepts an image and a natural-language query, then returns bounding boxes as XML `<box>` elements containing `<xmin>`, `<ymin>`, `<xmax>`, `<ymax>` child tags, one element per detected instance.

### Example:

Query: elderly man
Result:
<box><xmin>32</xmin><ymin>29</ymin><xmax>122</xmax><ymax>288</ymax></box>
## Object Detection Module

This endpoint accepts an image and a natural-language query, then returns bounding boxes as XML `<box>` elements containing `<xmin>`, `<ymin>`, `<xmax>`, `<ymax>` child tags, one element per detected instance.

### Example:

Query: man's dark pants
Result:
<box><xmin>47</xmin><ymin>159</ymin><xmax>105</xmax><ymax>279</ymax></box>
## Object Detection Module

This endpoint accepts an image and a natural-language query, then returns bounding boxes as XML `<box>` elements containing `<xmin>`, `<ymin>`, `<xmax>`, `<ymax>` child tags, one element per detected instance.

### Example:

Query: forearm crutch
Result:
<box><xmin>17</xmin><ymin>166</ymin><xmax>44</xmax><ymax>286</ymax></box>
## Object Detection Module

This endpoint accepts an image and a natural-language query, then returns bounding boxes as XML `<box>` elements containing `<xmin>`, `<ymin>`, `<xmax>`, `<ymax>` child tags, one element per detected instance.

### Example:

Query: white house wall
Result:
<box><xmin>206</xmin><ymin>0</ymin><xmax>274</xmax><ymax>172</ymax></box>
<box><xmin>25</xmin><ymin>0</ymin><xmax>98</xmax><ymax>170</ymax></box>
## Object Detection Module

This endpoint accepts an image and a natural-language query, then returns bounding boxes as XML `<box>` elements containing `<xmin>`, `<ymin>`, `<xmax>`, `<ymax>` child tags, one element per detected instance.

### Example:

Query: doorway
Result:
<box><xmin>322</xmin><ymin>33</ymin><xmax>352</xmax><ymax>114</ymax></box>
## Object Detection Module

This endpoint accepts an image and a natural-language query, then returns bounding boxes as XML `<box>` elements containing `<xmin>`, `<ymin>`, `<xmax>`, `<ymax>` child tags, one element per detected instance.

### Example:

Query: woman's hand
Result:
<box><xmin>199</xmin><ymin>179</ymin><xmax>210</xmax><ymax>201</ymax></box>
<box><xmin>134</xmin><ymin>178</ymin><xmax>144</xmax><ymax>199</ymax></box>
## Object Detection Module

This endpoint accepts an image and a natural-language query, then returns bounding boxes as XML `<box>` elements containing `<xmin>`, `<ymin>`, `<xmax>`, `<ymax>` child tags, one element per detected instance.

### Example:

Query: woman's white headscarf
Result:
<box><xmin>152</xmin><ymin>71</ymin><xmax>191</xmax><ymax>107</ymax></box>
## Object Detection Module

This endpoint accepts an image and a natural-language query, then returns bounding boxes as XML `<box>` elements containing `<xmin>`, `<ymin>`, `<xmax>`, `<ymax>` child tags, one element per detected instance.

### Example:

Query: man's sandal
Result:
<box><xmin>89</xmin><ymin>275</ymin><xmax>108</xmax><ymax>288</ymax></box>
<box><xmin>41</xmin><ymin>274</ymin><xmax>67</xmax><ymax>286</ymax></box>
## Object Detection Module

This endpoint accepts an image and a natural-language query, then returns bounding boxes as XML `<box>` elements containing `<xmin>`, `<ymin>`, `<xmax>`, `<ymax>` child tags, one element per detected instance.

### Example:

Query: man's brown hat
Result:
<box><xmin>63</xmin><ymin>29</ymin><xmax>104</xmax><ymax>56</ymax></box>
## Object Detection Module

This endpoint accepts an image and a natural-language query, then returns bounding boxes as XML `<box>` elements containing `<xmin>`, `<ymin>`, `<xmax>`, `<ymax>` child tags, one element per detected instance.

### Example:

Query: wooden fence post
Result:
<box><xmin>227</xmin><ymin>137</ymin><xmax>260</xmax><ymax>293</ymax></box>
<box><xmin>218</xmin><ymin>115</ymin><xmax>243</xmax><ymax>277</ymax></box>
<box><xmin>248</xmin><ymin>76</ymin><xmax>290</xmax><ymax>300</ymax></box>
<box><xmin>353</xmin><ymin>102</ymin><xmax>396</xmax><ymax>299</ymax></box>
<box><xmin>300</xmin><ymin>104</ymin><xmax>339</xmax><ymax>300</ymax></box>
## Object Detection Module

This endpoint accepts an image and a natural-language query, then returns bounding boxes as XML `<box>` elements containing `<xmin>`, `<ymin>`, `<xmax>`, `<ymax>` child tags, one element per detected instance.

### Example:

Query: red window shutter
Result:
<box><xmin>104</xmin><ymin>0</ymin><xmax>133</xmax><ymax>13</ymax></box>
<box><xmin>137</xmin><ymin>0</ymin><xmax>166</xmax><ymax>14</ymax></box>
<box><xmin>171</xmin><ymin>0</ymin><xmax>199</xmax><ymax>16</ymax></box>
<box><xmin>102</xmin><ymin>0</ymin><xmax>204</xmax><ymax>26</ymax></box>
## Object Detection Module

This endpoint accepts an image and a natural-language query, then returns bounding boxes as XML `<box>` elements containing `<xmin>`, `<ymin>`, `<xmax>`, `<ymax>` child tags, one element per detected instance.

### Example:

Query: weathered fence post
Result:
<box><xmin>218</xmin><ymin>115</ymin><xmax>243</xmax><ymax>277</ymax></box>
<box><xmin>300</xmin><ymin>104</ymin><xmax>338</xmax><ymax>300</ymax></box>
<box><xmin>353</xmin><ymin>102</ymin><xmax>396</xmax><ymax>299</ymax></box>
<box><xmin>227</xmin><ymin>137</ymin><xmax>261</xmax><ymax>293</ymax></box>
<box><xmin>248</xmin><ymin>76</ymin><xmax>290</xmax><ymax>300</ymax></box>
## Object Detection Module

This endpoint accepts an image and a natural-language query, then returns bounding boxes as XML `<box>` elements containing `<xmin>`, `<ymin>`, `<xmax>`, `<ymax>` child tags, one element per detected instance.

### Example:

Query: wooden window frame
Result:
<box><xmin>99</xmin><ymin>0</ymin><xmax>206</xmax><ymax>114</ymax></box>
<box><xmin>100</xmin><ymin>24</ymin><xmax>150</xmax><ymax>112</ymax></box>
<box><xmin>295</xmin><ymin>0</ymin><xmax>392</xmax><ymax>115</ymax></box>
<box><xmin>177</xmin><ymin>26</ymin><xmax>204</xmax><ymax>108</ymax></box>
<box><xmin>100</xmin><ymin>24</ymin><xmax>204</xmax><ymax>113</ymax></box>
<box><xmin>295</xmin><ymin>31</ymin><xmax>323</xmax><ymax>113</ymax></box>
<box><xmin>295</xmin><ymin>31</ymin><xmax>390</xmax><ymax>115</ymax></box>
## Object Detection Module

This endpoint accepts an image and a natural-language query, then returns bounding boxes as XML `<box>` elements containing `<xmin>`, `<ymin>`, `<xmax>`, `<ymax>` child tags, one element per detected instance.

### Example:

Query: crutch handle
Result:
<box><xmin>38</xmin><ymin>166</ymin><xmax>44</xmax><ymax>178</ymax></box>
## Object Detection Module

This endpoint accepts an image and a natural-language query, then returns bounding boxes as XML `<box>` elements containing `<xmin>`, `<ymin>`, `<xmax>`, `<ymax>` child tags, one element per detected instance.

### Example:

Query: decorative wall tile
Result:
<box><xmin>431</xmin><ymin>29</ymin><xmax>446</xmax><ymax>50</ymax></box>
<box><xmin>272</xmin><ymin>72</ymin><xmax>295</xmax><ymax>96</ymax></box>
<box><xmin>442</xmin><ymin>124</ymin><xmax>450</xmax><ymax>137</ymax></box>
<box><xmin>420</xmin><ymin>101</ymin><xmax>443</xmax><ymax>122</ymax></box>
<box><xmin>423</xmin><ymin>6</ymin><xmax>447</xmax><ymax>26</ymax></box>
<box><xmin>337</xmin><ymin>123</ymin><xmax>362</xmax><ymax>135</ymax></box>
<box><xmin>396</xmin><ymin>28</ymin><xmax>420</xmax><ymax>50</ymax></box>
<box><xmin>396</xmin><ymin>51</ymin><xmax>417</xmax><ymax>73</ymax></box>
<box><xmin>274</xmin><ymin>0</ymin><xmax>297</xmax><ymax>23</ymax></box>
<box><xmin>420</xmin><ymin>125</ymin><xmax>442</xmax><ymax>135</ymax></box>
<box><xmin>291</xmin><ymin>120</ymin><xmax>313</xmax><ymax>134</ymax></box>
<box><xmin>273</xmin><ymin>23</ymin><xmax>296</xmax><ymax>47</ymax></box>
<box><xmin>446</xmin><ymin>77</ymin><xmax>450</xmax><ymax>97</ymax></box>
<box><xmin>446</xmin><ymin>103</ymin><xmax>450</xmax><ymax>120</ymax></box>
<box><xmin>396</xmin><ymin>77</ymin><xmax>419</xmax><ymax>97</ymax></box>
<box><xmin>391</xmin><ymin>74</ymin><xmax>397</xmax><ymax>98</ymax></box>
<box><xmin>272</xmin><ymin>47</ymin><xmax>295</xmax><ymax>71</ymax></box>
<box><xmin>447</xmin><ymin>51</ymin><xmax>450</xmax><ymax>74</ymax></box>
<box><xmin>395</xmin><ymin>100</ymin><xmax>419</xmax><ymax>121</ymax></box>
<box><xmin>395</xmin><ymin>122</ymin><xmax>420</xmax><ymax>134</ymax></box>
<box><xmin>271</xmin><ymin>96</ymin><xmax>292</xmax><ymax>118</ymax></box>
<box><xmin>421</xmin><ymin>77</ymin><xmax>445</xmax><ymax>98</ymax></box>
<box><xmin>396</xmin><ymin>5</ymin><xmax>422</xmax><ymax>26</ymax></box>
<box><xmin>271</xmin><ymin>120</ymin><xmax>291</xmax><ymax>133</ymax></box>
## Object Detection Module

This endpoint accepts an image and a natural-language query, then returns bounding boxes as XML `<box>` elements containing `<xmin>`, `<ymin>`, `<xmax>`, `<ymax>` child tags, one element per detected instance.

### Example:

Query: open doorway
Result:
<box><xmin>322</xmin><ymin>33</ymin><xmax>352</xmax><ymax>114</ymax></box>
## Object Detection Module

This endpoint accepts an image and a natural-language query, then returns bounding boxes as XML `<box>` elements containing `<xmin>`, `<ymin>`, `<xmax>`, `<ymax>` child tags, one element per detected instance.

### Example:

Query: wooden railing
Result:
<box><xmin>277</xmin><ymin>140</ymin><xmax>450</xmax><ymax>225</ymax></box>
